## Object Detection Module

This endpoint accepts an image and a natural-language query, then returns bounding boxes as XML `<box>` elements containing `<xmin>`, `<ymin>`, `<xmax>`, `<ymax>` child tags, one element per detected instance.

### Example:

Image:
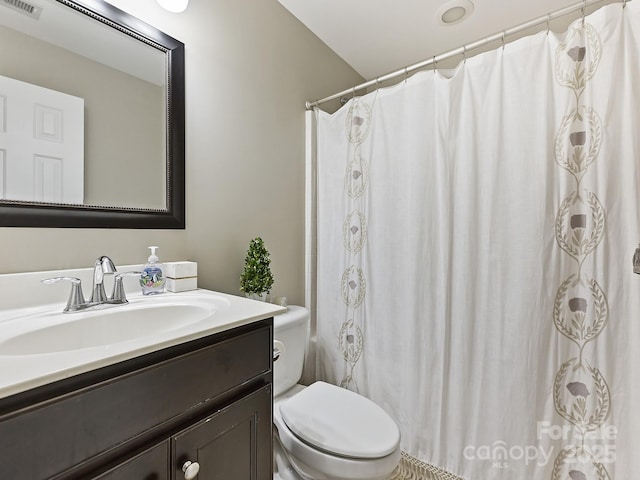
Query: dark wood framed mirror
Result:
<box><xmin>0</xmin><ymin>0</ymin><xmax>185</xmax><ymax>228</ymax></box>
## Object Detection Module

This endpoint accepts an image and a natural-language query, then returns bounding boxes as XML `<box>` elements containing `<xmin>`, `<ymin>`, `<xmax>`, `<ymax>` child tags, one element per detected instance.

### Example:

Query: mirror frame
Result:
<box><xmin>0</xmin><ymin>0</ymin><xmax>185</xmax><ymax>229</ymax></box>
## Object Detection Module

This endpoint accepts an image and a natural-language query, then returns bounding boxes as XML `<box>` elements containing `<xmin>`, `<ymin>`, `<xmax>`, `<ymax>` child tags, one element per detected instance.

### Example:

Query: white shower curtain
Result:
<box><xmin>312</xmin><ymin>3</ymin><xmax>640</xmax><ymax>479</ymax></box>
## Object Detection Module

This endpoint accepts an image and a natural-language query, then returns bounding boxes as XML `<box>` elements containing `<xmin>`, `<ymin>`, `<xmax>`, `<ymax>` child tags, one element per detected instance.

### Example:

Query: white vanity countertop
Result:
<box><xmin>0</xmin><ymin>288</ymin><xmax>286</xmax><ymax>400</ymax></box>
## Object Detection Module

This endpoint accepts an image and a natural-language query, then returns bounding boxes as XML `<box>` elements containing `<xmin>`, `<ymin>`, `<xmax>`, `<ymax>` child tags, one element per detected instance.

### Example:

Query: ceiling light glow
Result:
<box><xmin>157</xmin><ymin>0</ymin><xmax>189</xmax><ymax>13</ymax></box>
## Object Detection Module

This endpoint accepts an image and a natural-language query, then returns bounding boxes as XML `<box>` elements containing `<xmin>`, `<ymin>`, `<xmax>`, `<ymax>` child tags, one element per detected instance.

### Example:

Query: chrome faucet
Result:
<box><xmin>42</xmin><ymin>256</ymin><xmax>140</xmax><ymax>312</ymax></box>
<box><xmin>89</xmin><ymin>255</ymin><xmax>116</xmax><ymax>304</ymax></box>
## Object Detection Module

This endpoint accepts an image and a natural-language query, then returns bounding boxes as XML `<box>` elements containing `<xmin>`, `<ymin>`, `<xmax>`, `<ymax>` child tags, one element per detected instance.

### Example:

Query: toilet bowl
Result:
<box><xmin>273</xmin><ymin>307</ymin><xmax>401</xmax><ymax>480</ymax></box>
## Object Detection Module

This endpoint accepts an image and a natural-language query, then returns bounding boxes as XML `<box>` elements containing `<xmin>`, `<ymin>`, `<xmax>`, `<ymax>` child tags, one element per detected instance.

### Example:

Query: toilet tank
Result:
<box><xmin>273</xmin><ymin>306</ymin><xmax>309</xmax><ymax>397</ymax></box>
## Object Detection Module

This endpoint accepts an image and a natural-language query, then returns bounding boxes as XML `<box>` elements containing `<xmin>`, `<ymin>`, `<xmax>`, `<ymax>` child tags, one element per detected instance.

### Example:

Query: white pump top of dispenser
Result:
<box><xmin>147</xmin><ymin>246</ymin><xmax>160</xmax><ymax>263</ymax></box>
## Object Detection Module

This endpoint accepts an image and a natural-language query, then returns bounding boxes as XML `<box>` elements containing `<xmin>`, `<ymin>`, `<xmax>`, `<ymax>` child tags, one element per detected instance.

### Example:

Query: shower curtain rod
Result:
<box><xmin>305</xmin><ymin>0</ymin><xmax>628</xmax><ymax>109</ymax></box>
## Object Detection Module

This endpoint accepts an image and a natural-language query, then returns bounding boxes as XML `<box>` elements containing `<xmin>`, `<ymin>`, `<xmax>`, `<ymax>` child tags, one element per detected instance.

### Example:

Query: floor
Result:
<box><xmin>390</xmin><ymin>452</ymin><xmax>464</xmax><ymax>480</ymax></box>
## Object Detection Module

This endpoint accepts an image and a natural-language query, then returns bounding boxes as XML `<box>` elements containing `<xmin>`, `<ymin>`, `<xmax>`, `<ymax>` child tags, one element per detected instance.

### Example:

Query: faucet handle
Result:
<box><xmin>111</xmin><ymin>271</ymin><xmax>141</xmax><ymax>304</ymax></box>
<box><xmin>42</xmin><ymin>277</ymin><xmax>85</xmax><ymax>312</ymax></box>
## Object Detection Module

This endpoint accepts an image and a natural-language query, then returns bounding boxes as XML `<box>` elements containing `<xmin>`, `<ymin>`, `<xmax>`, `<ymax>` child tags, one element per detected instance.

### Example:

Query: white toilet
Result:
<box><xmin>273</xmin><ymin>306</ymin><xmax>401</xmax><ymax>480</ymax></box>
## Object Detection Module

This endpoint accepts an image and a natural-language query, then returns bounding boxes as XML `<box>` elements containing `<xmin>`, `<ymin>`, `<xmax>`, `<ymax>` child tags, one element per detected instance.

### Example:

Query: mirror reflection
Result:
<box><xmin>0</xmin><ymin>0</ymin><xmax>167</xmax><ymax>209</ymax></box>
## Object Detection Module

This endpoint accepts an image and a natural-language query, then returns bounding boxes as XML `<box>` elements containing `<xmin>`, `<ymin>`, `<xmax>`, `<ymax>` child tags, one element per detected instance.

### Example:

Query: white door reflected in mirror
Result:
<box><xmin>0</xmin><ymin>75</ymin><xmax>84</xmax><ymax>204</ymax></box>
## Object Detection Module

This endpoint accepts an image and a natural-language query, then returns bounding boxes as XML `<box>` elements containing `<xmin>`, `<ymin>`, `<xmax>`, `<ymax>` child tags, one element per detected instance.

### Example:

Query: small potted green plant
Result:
<box><xmin>239</xmin><ymin>237</ymin><xmax>274</xmax><ymax>301</ymax></box>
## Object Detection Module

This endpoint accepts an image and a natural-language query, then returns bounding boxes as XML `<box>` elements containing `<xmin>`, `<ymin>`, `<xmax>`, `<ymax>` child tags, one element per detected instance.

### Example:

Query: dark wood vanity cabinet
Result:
<box><xmin>172</xmin><ymin>384</ymin><xmax>272</xmax><ymax>480</ymax></box>
<box><xmin>0</xmin><ymin>319</ymin><xmax>273</xmax><ymax>480</ymax></box>
<box><xmin>91</xmin><ymin>441</ymin><xmax>170</xmax><ymax>480</ymax></box>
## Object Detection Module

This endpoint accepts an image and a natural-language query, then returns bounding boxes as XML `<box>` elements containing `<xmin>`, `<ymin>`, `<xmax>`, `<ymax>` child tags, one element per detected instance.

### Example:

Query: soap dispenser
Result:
<box><xmin>140</xmin><ymin>246</ymin><xmax>166</xmax><ymax>295</ymax></box>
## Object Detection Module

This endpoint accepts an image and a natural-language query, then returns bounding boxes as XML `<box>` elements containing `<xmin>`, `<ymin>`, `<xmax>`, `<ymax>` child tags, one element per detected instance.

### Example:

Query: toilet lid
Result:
<box><xmin>279</xmin><ymin>381</ymin><xmax>400</xmax><ymax>459</ymax></box>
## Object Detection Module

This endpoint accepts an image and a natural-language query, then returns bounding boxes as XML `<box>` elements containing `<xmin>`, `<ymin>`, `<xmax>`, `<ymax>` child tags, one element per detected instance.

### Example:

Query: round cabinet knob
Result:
<box><xmin>182</xmin><ymin>460</ymin><xmax>200</xmax><ymax>479</ymax></box>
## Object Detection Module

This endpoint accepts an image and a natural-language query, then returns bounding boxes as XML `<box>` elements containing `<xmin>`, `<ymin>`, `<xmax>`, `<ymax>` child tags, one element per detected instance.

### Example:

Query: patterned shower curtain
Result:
<box><xmin>312</xmin><ymin>3</ymin><xmax>640</xmax><ymax>479</ymax></box>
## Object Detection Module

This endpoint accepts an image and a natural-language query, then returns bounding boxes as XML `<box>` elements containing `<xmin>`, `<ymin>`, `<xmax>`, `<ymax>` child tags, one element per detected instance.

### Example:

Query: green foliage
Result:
<box><xmin>239</xmin><ymin>237</ymin><xmax>274</xmax><ymax>295</ymax></box>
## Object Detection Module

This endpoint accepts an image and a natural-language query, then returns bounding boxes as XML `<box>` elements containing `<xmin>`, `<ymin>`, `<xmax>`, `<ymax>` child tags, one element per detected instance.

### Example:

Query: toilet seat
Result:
<box><xmin>280</xmin><ymin>381</ymin><xmax>400</xmax><ymax>459</ymax></box>
<box><xmin>274</xmin><ymin>382</ymin><xmax>401</xmax><ymax>480</ymax></box>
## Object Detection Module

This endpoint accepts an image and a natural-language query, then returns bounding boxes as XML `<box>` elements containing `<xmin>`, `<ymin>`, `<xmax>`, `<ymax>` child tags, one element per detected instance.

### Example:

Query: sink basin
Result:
<box><xmin>0</xmin><ymin>283</ymin><xmax>285</xmax><ymax>400</ymax></box>
<box><xmin>0</xmin><ymin>298</ymin><xmax>221</xmax><ymax>355</ymax></box>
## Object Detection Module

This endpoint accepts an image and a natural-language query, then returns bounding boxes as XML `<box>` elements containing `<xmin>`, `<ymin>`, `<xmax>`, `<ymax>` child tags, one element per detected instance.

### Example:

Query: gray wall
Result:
<box><xmin>0</xmin><ymin>0</ymin><xmax>362</xmax><ymax>306</ymax></box>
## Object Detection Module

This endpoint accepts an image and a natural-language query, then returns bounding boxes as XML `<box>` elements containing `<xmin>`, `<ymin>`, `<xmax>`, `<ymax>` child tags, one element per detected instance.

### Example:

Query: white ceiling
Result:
<box><xmin>277</xmin><ymin>0</ymin><xmax>617</xmax><ymax>80</ymax></box>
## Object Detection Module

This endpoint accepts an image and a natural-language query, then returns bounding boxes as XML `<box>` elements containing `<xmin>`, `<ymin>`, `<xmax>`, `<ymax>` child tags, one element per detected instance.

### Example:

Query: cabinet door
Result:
<box><xmin>172</xmin><ymin>385</ymin><xmax>272</xmax><ymax>480</ymax></box>
<box><xmin>91</xmin><ymin>440</ymin><xmax>170</xmax><ymax>480</ymax></box>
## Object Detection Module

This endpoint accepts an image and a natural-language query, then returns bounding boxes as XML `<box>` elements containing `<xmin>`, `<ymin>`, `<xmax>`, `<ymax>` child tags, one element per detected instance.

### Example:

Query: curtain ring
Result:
<box><xmin>404</xmin><ymin>67</ymin><xmax>409</xmax><ymax>84</ymax></box>
<box><xmin>375</xmin><ymin>77</ymin><xmax>380</xmax><ymax>92</ymax></box>
<box><xmin>463</xmin><ymin>45</ymin><xmax>467</xmax><ymax>63</ymax></box>
<box><xmin>501</xmin><ymin>32</ymin><xmax>505</xmax><ymax>50</ymax></box>
<box><xmin>546</xmin><ymin>14</ymin><xmax>551</xmax><ymax>35</ymax></box>
<box><xmin>623</xmin><ymin>0</ymin><xmax>627</xmax><ymax>9</ymax></box>
<box><xmin>582</xmin><ymin>0</ymin><xmax>586</xmax><ymax>25</ymax></box>
<box><xmin>433</xmin><ymin>56</ymin><xmax>437</xmax><ymax>75</ymax></box>
<box><xmin>352</xmin><ymin>87</ymin><xmax>356</xmax><ymax>99</ymax></box>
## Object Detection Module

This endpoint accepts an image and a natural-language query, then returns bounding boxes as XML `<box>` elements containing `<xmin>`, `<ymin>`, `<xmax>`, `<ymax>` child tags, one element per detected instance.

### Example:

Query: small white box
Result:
<box><xmin>165</xmin><ymin>261</ymin><xmax>197</xmax><ymax>279</ymax></box>
<box><xmin>166</xmin><ymin>277</ymin><xmax>198</xmax><ymax>293</ymax></box>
